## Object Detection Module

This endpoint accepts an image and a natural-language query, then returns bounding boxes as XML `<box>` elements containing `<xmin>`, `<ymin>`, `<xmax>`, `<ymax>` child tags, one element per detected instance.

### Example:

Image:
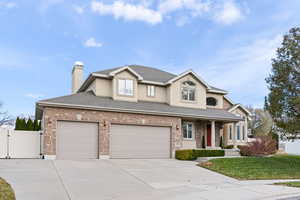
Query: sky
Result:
<box><xmin>1</xmin><ymin>0</ymin><xmax>300</xmax><ymax>117</ymax></box>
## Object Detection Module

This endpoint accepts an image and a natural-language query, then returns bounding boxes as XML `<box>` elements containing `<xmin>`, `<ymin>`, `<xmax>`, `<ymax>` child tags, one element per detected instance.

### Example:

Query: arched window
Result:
<box><xmin>182</xmin><ymin>81</ymin><xmax>196</xmax><ymax>101</ymax></box>
<box><xmin>206</xmin><ymin>97</ymin><xmax>217</xmax><ymax>106</ymax></box>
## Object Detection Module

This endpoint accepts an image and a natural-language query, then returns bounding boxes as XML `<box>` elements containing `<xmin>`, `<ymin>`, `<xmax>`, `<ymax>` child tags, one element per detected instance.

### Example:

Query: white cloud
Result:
<box><xmin>214</xmin><ymin>0</ymin><xmax>244</xmax><ymax>25</ymax></box>
<box><xmin>91</xmin><ymin>1</ymin><xmax>162</xmax><ymax>25</ymax></box>
<box><xmin>0</xmin><ymin>2</ymin><xmax>17</xmax><ymax>9</ymax></box>
<box><xmin>73</xmin><ymin>5</ymin><xmax>84</xmax><ymax>14</ymax></box>
<box><xmin>25</xmin><ymin>94</ymin><xmax>45</xmax><ymax>99</ymax></box>
<box><xmin>158</xmin><ymin>0</ymin><xmax>210</xmax><ymax>16</ymax></box>
<box><xmin>84</xmin><ymin>37</ymin><xmax>103</xmax><ymax>47</ymax></box>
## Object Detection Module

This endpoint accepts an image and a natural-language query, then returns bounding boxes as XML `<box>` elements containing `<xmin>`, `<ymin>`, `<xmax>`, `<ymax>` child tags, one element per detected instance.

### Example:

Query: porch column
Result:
<box><xmin>233</xmin><ymin>122</ymin><xmax>237</xmax><ymax>148</ymax></box>
<box><xmin>211</xmin><ymin>120</ymin><xmax>216</xmax><ymax>147</ymax></box>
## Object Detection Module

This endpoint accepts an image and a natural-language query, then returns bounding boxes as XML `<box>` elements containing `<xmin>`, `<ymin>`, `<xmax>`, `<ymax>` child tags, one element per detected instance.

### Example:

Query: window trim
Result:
<box><xmin>229</xmin><ymin>125</ymin><xmax>232</xmax><ymax>140</ymax></box>
<box><xmin>118</xmin><ymin>79</ymin><xmax>134</xmax><ymax>96</ymax></box>
<box><xmin>237</xmin><ymin>125</ymin><xmax>241</xmax><ymax>140</ymax></box>
<box><xmin>181</xmin><ymin>81</ymin><xmax>196</xmax><ymax>102</ymax></box>
<box><xmin>147</xmin><ymin>85</ymin><xmax>155</xmax><ymax>97</ymax></box>
<box><xmin>182</xmin><ymin>121</ymin><xmax>194</xmax><ymax>140</ymax></box>
<box><xmin>206</xmin><ymin>97</ymin><xmax>218</xmax><ymax>106</ymax></box>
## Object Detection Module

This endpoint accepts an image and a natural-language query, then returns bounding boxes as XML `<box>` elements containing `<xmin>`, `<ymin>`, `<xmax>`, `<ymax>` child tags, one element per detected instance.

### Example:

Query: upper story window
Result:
<box><xmin>181</xmin><ymin>81</ymin><xmax>196</xmax><ymax>101</ymax></box>
<box><xmin>147</xmin><ymin>85</ymin><xmax>155</xmax><ymax>97</ymax></box>
<box><xmin>206</xmin><ymin>97</ymin><xmax>217</xmax><ymax>106</ymax></box>
<box><xmin>118</xmin><ymin>79</ymin><xmax>133</xmax><ymax>96</ymax></box>
<box><xmin>182</xmin><ymin>121</ymin><xmax>193</xmax><ymax>139</ymax></box>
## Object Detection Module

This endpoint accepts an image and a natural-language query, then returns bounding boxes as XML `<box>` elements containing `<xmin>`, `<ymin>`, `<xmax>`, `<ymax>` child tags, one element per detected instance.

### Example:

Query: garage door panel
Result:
<box><xmin>110</xmin><ymin>124</ymin><xmax>170</xmax><ymax>159</ymax></box>
<box><xmin>57</xmin><ymin>121</ymin><xmax>99</xmax><ymax>160</ymax></box>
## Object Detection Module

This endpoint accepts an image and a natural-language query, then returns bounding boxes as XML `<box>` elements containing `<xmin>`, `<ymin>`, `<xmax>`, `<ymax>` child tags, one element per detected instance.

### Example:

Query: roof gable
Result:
<box><xmin>166</xmin><ymin>70</ymin><xmax>210</xmax><ymax>88</ymax></box>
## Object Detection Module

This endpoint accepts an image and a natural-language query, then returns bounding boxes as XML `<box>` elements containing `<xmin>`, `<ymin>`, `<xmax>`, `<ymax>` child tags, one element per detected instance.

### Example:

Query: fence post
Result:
<box><xmin>6</xmin><ymin>129</ymin><xmax>10</xmax><ymax>159</ymax></box>
<box><xmin>40</xmin><ymin>131</ymin><xmax>43</xmax><ymax>159</ymax></box>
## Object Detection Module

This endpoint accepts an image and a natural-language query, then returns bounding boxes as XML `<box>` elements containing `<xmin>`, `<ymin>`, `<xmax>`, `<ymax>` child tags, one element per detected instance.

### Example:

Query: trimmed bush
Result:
<box><xmin>194</xmin><ymin>149</ymin><xmax>225</xmax><ymax>157</ymax></box>
<box><xmin>175</xmin><ymin>149</ymin><xmax>196</xmax><ymax>160</ymax></box>
<box><xmin>175</xmin><ymin>149</ymin><xmax>225</xmax><ymax>160</ymax></box>
<box><xmin>224</xmin><ymin>145</ymin><xmax>234</xmax><ymax>149</ymax></box>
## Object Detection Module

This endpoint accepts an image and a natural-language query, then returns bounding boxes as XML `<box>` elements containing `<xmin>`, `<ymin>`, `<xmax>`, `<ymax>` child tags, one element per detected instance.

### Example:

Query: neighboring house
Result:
<box><xmin>36</xmin><ymin>62</ymin><xmax>251</xmax><ymax>160</ymax></box>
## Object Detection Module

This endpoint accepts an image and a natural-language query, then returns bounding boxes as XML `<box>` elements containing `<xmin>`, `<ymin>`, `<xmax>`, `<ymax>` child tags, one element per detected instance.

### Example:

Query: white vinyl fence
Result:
<box><xmin>0</xmin><ymin>128</ymin><xmax>42</xmax><ymax>159</ymax></box>
<box><xmin>280</xmin><ymin>139</ymin><xmax>300</xmax><ymax>155</ymax></box>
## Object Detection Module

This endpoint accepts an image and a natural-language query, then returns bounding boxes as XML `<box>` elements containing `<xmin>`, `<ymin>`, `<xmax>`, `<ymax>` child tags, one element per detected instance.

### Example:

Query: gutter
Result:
<box><xmin>37</xmin><ymin>101</ymin><xmax>242</xmax><ymax>122</ymax></box>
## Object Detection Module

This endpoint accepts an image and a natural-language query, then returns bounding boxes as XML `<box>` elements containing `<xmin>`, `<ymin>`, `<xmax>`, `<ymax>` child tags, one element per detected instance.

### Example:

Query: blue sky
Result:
<box><xmin>1</xmin><ymin>0</ymin><xmax>300</xmax><ymax>117</ymax></box>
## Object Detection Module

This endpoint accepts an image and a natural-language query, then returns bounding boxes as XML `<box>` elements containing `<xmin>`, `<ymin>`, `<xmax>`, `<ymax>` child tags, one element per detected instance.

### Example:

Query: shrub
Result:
<box><xmin>239</xmin><ymin>136</ymin><xmax>277</xmax><ymax>156</ymax></box>
<box><xmin>194</xmin><ymin>149</ymin><xmax>225</xmax><ymax>157</ymax></box>
<box><xmin>220</xmin><ymin>136</ymin><xmax>223</xmax><ymax>148</ymax></box>
<box><xmin>202</xmin><ymin>136</ymin><xmax>206</xmax><ymax>148</ymax></box>
<box><xmin>175</xmin><ymin>149</ymin><xmax>225</xmax><ymax>160</ymax></box>
<box><xmin>224</xmin><ymin>145</ymin><xmax>234</xmax><ymax>149</ymax></box>
<box><xmin>175</xmin><ymin>150</ymin><xmax>196</xmax><ymax>160</ymax></box>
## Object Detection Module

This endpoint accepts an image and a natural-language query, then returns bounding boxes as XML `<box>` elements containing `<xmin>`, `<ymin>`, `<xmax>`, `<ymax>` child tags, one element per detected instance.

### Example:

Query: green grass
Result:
<box><xmin>274</xmin><ymin>182</ymin><xmax>300</xmax><ymax>188</ymax></box>
<box><xmin>199</xmin><ymin>155</ymin><xmax>300</xmax><ymax>180</ymax></box>
<box><xmin>0</xmin><ymin>178</ymin><xmax>16</xmax><ymax>200</ymax></box>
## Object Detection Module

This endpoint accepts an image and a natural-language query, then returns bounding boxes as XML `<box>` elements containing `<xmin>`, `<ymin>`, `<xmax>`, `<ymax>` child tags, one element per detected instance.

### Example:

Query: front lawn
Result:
<box><xmin>199</xmin><ymin>155</ymin><xmax>300</xmax><ymax>180</ymax></box>
<box><xmin>0</xmin><ymin>178</ymin><xmax>16</xmax><ymax>200</ymax></box>
<box><xmin>274</xmin><ymin>181</ymin><xmax>300</xmax><ymax>188</ymax></box>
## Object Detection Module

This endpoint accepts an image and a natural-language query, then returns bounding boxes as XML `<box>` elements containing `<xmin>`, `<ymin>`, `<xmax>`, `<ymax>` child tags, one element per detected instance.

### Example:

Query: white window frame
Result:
<box><xmin>147</xmin><ymin>85</ymin><xmax>155</xmax><ymax>97</ymax></box>
<box><xmin>229</xmin><ymin>125</ymin><xmax>232</xmax><ymax>141</ymax></box>
<box><xmin>237</xmin><ymin>125</ymin><xmax>241</xmax><ymax>140</ymax></box>
<box><xmin>118</xmin><ymin>79</ymin><xmax>133</xmax><ymax>96</ymax></box>
<box><xmin>181</xmin><ymin>81</ymin><xmax>196</xmax><ymax>101</ymax></box>
<box><xmin>182</xmin><ymin>122</ymin><xmax>193</xmax><ymax>140</ymax></box>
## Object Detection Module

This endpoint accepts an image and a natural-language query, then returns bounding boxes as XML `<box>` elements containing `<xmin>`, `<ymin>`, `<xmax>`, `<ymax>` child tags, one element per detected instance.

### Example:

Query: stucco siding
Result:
<box><xmin>112</xmin><ymin>70</ymin><xmax>138</xmax><ymax>102</ymax></box>
<box><xmin>95</xmin><ymin>78</ymin><xmax>112</xmax><ymax>97</ymax></box>
<box><xmin>169</xmin><ymin>74</ymin><xmax>207</xmax><ymax>109</ymax></box>
<box><xmin>138</xmin><ymin>84</ymin><xmax>167</xmax><ymax>103</ymax></box>
<box><xmin>207</xmin><ymin>93</ymin><xmax>224</xmax><ymax>109</ymax></box>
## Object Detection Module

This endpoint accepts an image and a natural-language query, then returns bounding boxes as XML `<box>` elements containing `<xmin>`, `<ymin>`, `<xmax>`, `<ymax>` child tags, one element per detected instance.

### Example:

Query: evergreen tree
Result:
<box><xmin>202</xmin><ymin>136</ymin><xmax>206</xmax><ymax>149</ymax></box>
<box><xmin>26</xmin><ymin>118</ymin><xmax>33</xmax><ymax>130</ymax></box>
<box><xmin>33</xmin><ymin>119</ymin><xmax>39</xmax><ymax>131</ymax></box>
<box><xmin>220</xmin><ymin>136</ymin><xmax>223</xmax><ymax>148</ymax></box>
<box><xmin>264</xmin><ymin>96</ymin><xmax>269</xmax><ymax>111</ymax></box>
<box><xmin>20</xmin><ymin>118</ymin><xmax>27</xmax><ymax>130</ymax></box>
<box><xmin>38</xmin><ymin>120</ymin><xmax>42</xmax><ymax>131</ymax></box>
<box><xmin>15</xmin><ymin>117</ymin><xmax>20</xmax><ymax>130</ymax></box>
<box><xmin>266</xmin><ymin>27</ymin><xmax>300</xmax><ymax>136</ymax></box>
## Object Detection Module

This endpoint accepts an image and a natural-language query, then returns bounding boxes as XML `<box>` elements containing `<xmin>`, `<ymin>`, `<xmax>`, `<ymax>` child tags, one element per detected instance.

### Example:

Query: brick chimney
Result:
<box><xmin>72</xmin><ymin>61</ymin><xmax>84</xmax><ymax>94</ymax></box>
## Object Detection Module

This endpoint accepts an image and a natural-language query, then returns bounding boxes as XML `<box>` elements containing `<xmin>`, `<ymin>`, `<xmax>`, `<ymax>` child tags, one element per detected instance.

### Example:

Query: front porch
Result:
<box><xmin>181</xmin><ymin>119</ymin><xmax>247</xmax><ymax>150</ymax></box>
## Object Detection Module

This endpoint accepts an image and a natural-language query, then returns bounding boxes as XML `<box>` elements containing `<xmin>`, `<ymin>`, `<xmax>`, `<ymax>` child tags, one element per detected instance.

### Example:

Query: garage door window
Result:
<box><xmin>182</xmin><ymin>122</ymin><xmax>193</xmax><ymax>139</ymax></box>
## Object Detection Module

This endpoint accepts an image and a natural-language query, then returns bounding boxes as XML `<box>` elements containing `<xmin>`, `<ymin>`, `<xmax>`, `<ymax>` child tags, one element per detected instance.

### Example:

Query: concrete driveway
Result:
<box><xmin>1</xmin><ymin>159</ymin><xmax>300</xmax><ymax>200</ymax></box>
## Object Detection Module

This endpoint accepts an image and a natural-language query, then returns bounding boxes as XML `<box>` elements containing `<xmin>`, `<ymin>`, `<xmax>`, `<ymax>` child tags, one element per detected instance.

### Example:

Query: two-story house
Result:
<box><xmin>36</xmin><ymin>62</ymin><xmax>251</xmax><ymax>160</ymax></box>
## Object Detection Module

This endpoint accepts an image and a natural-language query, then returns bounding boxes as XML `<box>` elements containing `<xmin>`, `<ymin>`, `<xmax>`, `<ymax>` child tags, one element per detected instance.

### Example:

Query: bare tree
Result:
<box><xmin>0</xmin><ymin>102</ymin><xmax>12</xmax><ymax>126</ymax></box>
<box><xmin>246</xmin><ymin>106</ymin><xmax>273</xmax><ymax>136</ymax></box>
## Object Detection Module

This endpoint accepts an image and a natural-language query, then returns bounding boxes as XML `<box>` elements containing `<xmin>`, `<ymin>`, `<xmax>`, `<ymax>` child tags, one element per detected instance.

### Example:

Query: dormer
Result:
<box><xmin>111</xmin><ymin>66</ymin><xmax>143</xmax><ymax>102</ymax></box>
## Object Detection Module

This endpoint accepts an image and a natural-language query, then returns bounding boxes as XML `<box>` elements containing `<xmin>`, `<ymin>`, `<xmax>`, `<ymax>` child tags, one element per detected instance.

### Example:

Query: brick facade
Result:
<box><xmin>43</xmin><ymin>107</ymin><xmax>182</xmax><ymax>158</ymax></box>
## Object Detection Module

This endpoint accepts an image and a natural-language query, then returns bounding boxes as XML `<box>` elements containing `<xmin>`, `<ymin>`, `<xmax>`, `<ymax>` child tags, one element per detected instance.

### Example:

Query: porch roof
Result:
<box><xmin>36</xmin><ymin>91</ymin><xmax>242</xmax><ymax>122</ymax></box>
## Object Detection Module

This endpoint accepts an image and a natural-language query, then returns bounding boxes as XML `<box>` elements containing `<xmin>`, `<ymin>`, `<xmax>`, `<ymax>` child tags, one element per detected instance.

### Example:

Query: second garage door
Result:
<box><xmin>56</xmin><ymin>121</ymin><xmax>99</xmax><ymax>160</ymax></box>
<box><xmin>110</xmin><ymin>124</ymin><xmax>171</xmax><ymax>159</ymax></box>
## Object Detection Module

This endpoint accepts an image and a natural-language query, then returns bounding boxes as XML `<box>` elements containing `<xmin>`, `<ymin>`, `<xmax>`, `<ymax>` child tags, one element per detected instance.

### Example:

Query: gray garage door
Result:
<box><xmin>110</xmin><ymin>124</ymin><xmax>171</xmax><ymax>159</ymax></box>
<box><xmin>56</xmin><ymin>121</ymin><xmax>98</xmax><ymax>159</ymax></box>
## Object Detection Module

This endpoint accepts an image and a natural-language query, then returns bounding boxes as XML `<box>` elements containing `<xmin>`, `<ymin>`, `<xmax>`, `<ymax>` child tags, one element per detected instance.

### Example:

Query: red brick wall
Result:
<box><xmin>43</xmin><ymin>107</ymin><xmax>182</xmax><ymax>158</ymax></box>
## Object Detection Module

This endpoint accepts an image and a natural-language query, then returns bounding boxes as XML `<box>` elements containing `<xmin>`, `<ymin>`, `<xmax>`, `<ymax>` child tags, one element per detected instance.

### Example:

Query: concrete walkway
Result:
<box><xmin>1</xmin><ymin>159</ymin><xmax>300</xmax><ymax>200</ymax></box>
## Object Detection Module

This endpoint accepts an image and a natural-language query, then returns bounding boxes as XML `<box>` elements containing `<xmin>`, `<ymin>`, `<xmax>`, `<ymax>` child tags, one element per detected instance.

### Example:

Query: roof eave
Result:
<box><xmin>37</xmin><ymin>101</ymin><xmax>242</xmax><ymax>122</ymax></box>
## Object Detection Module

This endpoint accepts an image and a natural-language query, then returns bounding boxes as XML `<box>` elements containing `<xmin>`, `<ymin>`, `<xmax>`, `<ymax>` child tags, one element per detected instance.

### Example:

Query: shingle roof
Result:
<box><xmin>94</xmin><ymin>65</ymin><xmax>227</xmax><ymax>93</ymax></box>
<box><xmin>37</xmin><ymin>92</ymin><xmax>242</xmax><ymax>121</ymax></box>
<box><xmin>94</xmin><ymin>65</ymin><xmax>177</xmax><ymax>83</ymax></box>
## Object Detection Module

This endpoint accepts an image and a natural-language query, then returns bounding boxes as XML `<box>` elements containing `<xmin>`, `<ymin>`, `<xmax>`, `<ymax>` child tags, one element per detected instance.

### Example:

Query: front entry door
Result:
<box><xmin>207</xmin><ymin>124</ymin><xmax>212</xmax><ymax>147</ymax></box>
